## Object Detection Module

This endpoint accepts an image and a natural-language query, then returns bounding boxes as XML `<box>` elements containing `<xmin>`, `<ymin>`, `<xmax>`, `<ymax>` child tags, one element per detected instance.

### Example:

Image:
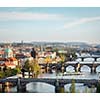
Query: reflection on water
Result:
<box><xmin>97</xmin><ymin>58</ymin><xmax>100</xmax><ymax>62</ymax></box>
<box><xmin>65</xmin><ymin>83</ymin><xmax>96</xmax><ymax>93</ymax></box>
<box><xmin>0</xmin><ymin>58</ymin><xmax>100</xmax><ymax>93</ymax></box>
<box><xmin>96</xmin><ymin>66</ymin><xmax>100</xmax><ymax>73</ymax></box>
<box><xmin>66</xmin><ymin>66</ymin><xmax>75</xmax><ymax>72</ymax></box>
<box><xmin>81</xmin><ymin>65</ymin><xmax>91</xmax><ymax>72</ymax></box>
<box><xmin>26</xmin><ymin>82</ymin><xmax>55</xmax><ymax>93</ymax></box>
<box><xmin>1</xmin><ymin>69</ymin><xmax>99</xmax><ymax>93</ymax></box>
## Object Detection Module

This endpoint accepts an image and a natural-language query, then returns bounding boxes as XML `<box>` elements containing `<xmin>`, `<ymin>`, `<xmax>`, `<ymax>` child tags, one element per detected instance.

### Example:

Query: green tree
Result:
<box><xmin>5</xmin><ymin>69</ymin><xmax>12</xmax><ymax>77</ymax></box>
<box><xmin>16</xmin><ymin>65</ymin><xmax>21</xmax><ymax>74</ymax></box>
<box><xmin>24</xmin><ymin>59</ymin><xmax>41</xmax><ymax>78</ymax></box>
<box><xmin>60</xmin><ymin>53</ymin><xmax>66</xmax><ymax>63</ymax></box>
<box><xmin>24</xmin><ymin>60</ymin><xmax>31</xmax><ymax>77</ymax></box>
<box><xmin>11</xmin><ymin>69</ymin><xmax>17</xmax><ymax>75</ymax></box>
<box><xmin>29</xmin><ymin>60</ymin><xmax>35</xmax><ymax>78</ymax></box>
<box><xmin>71</xmin><ymin>52</ymin><xmax>77</xmax><ymax>61</ymax></box>
<box><xmin>32</xmin><ymin>60</ymin><xmax>41</xmax><ymax>78</ymax></box>
<box><xmin>24</xmin><ymin>60</ymin><xmax>30</xmax><ymax>71</ymax></box>
<box><xmin>0</xmin><ymin>71</ymin><xmax>5</xmax><ymax>78</ymax></box>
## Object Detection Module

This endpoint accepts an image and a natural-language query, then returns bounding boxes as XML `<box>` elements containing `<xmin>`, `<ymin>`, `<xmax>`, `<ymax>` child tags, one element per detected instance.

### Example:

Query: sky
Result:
<box><xmin>0</xmin><ymin>7</ymin><xmax>100</xmax><ymax>44</ymax></box>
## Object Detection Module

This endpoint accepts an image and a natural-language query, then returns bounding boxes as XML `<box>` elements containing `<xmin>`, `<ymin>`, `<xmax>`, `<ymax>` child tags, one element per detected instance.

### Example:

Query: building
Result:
<box><xmin>3</xmin><ymin>48</ymin><xmax>13</xmax><ymax>58</ymax></box>
<box><xmin>0</xmin><ymin>47</ymin><xmax>18</xmax><ymax>69</ymax></box>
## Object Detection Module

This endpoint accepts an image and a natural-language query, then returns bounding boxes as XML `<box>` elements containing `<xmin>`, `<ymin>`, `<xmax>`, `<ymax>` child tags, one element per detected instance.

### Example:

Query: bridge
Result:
<box><xmin>77</xmin><ymin>55</ymin><xmax>100</xmax><ymax>62</ymax></box>
<box><xmin>0</xmin><ymin>78</ymin><xmax>99</xmax><ymax>93</ymax></box>
<box><xmin>39</xmin><ymin>61</ymin><xmax>100</xmax><ymax>73</ymax></box>
<box><xmin>64</xmin><ymin>61</ymin><xmax>100</xmax><ymax>73</ymax></box>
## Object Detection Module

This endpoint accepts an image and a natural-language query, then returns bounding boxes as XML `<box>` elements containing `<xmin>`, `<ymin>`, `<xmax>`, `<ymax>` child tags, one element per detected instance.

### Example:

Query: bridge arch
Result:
<box><xmin>65</xmin><ymin>65</ymin><xmax>76</xmax><ymax>72</ymax></box>
<box><xmin>96</xmin><ymin>65</ymin><xmax>100</xmax><ymax>73</ymax></box>
<box><xmin>79</xmin><ymin>65</ymin><xmax>91</xmax><ymax>73</ymax></box>
<box><xmin>83</xmin><ymin>58</ymin><xmax>95</xmax><ymax>62</ymax></box>
<box><xmin>97</xmin><ymin>58</ymin><xmax>100</xmax><ymax>62</ymax></box>
<box><xmin>26</xmin><ymin>82</ymin><xmax>55</xmax><ymax>93</ymax></box>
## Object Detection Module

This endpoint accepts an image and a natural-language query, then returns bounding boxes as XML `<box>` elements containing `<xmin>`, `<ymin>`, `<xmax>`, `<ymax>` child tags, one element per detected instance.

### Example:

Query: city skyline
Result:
<box><xmin>0</xmin><ymin>7</ymin><xmax>100</xmax><ymax>44</ymax></box>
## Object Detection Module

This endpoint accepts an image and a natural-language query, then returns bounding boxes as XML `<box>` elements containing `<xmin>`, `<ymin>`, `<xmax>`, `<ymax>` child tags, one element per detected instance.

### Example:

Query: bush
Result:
<box><xmin>11</xmin><ymin>69</ymin><xmax>17</xmax><ymax>75</ymax></box>
<box><xmin>5</xmin><ymin>69</ymin><xmax>12</xmax><ymax>77</ymax></box>
<box><xmin>0</xmin><ymin>67</ymin><xmax>20</xmax><ymax>79</ymax></box>
<box><xmin>0</xmin><ymin>71</ymin><xmax>5</xmax><ymax>78</ymax></box>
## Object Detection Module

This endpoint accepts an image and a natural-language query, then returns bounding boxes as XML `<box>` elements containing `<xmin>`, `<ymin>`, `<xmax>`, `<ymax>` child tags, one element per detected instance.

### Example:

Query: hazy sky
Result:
<box><xmin>0</xmin><ymin>7</ymin><xmax>100</xmax><ymax>44</ymax></box>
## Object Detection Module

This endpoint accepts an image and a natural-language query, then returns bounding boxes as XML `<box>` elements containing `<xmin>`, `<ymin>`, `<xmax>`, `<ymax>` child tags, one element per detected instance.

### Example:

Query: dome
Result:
<box><xmin>5</xmin><ymin>48</ymin><xmax>13</xmax><ymax>53</ymax></box>
<box><xmin>3</xmin><ymin>48</ymin><xmax>13</xmax><ymax>58</ymax></box>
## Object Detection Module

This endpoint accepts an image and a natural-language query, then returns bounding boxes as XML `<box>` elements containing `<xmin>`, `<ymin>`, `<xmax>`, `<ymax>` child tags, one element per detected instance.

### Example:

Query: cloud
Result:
<box><xmin>64</xmin><ymin>17</ymin><xmax>100</xmax><ymax>29</ymax></box>
<box><xmin>0</xmin><ymin>12</ymin><xmax>64</xmax><ymax>21</ymax></box>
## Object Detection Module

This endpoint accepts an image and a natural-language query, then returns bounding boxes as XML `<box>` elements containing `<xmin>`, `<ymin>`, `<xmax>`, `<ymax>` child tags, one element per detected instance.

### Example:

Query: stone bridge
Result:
<box><xmin>77</xmin><ymin>56</ymin><xmax>100</xmax><ymax>62</ymax></box>
<box><xmin>0</xmin><ymin>78</ymin><xmax>99</xmax><ymax>93</ymax></box>
<box><xmin>39</xmin><ymin>61</ymin><xmax>100</xmax><ymax>73</ymax></box>
<box><xmin>64</xmin><ymin>61</ymin><xmax>100</xmax><ymax>73</ymax></box>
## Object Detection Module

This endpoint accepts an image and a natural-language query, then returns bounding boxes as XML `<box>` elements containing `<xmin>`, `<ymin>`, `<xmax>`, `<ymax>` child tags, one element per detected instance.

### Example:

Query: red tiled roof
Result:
<box><xmin>0</xmin><ymin>51</ymin><xmax>4</xmax><ymax>54</ymax></box>
<box><xmin>0</xmin><ymin>57</ymin><xmax>17</xmax><ymax>61</ymax></box>
<box><xmin>0</xmin><ymin>62</ymin><xmax>16</xmax><ymax>66</ymax></box>
<box><xmin>9</xmin><ymin>57</ymin><xmax>17</xmax><ymax>61</ymax></box>
<box><xmin>0</xmin><ymin>58</ymin><xmax>9</xmax><ymax>61</ymax></box>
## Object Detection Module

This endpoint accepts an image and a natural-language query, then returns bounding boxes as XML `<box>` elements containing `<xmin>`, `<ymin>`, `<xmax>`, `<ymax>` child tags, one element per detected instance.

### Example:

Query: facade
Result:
<box><xmin>3</xmin><ymin>48</ymin><xmax>13</xmax><ymax>58</ymax></box>
<box><xmin>0</xmin><ymin>47</ymin><xmax>18</xmax><ymax>69</ymax></box>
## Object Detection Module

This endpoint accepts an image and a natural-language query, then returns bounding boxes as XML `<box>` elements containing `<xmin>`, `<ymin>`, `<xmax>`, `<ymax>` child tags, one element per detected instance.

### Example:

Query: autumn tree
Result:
<box><xmin>24</xmin><ymin>60</ymin><xmax>32</xmax><ymax>77</ymax></box>
<box><xmin>24</xmin><ymin>59</ymin><xmax>41</xmax><ymax>78</ymax></box>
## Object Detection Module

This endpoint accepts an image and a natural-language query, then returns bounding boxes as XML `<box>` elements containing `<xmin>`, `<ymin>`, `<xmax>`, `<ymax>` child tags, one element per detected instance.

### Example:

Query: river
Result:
<box><xmin>1</xmin><ymin>54</ymin><xmax>100</xmax><ymax>93</ymax></box>
<box><xmin>1</xmin><ymin>67</ymin><xmax>100</xmax><ymax>93</ymax></box>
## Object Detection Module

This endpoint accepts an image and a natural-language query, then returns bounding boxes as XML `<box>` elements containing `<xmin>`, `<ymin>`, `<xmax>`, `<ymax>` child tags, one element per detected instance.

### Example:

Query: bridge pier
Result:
<box><xmin>48</xmin><ymin>68</ymin><xmax>53</xmax><ymax>74</ymax></box>
<box><xmin>19</xmin><ymin>84</ymin><xmax>26</xmax><ymax>93</ymax></box>
<box><xmin>94</xmin><ymin>58</ymin><xmax>97</xmax><ymax>62</ymax></box>
<box><xmin>74</xmin><ymin>67</ymin><xmax>77</xmax><ymax>72</ymax></box>
<box><xmin>55</xmin><ymin>86</ymin><xmax>60</xmax><ymax>93</ymax></box>
<box><xmin>90</xmin><ymin>67</ymin><xmax>94</xmax><ymax>73</ymax></box>
<box><xmin>17</xmin><ymin>78</ymin><xmax>26</xmax><ymax>93</ymax></box>
<box><xmin>90</xmin><ymin>67</ymin><xmax>96</xmax><ymax>74</ymax></box>
<box><xmin>61</xmin><ymin>67</ymin><xmax>65</xmax><ymax>73</ymax></box>
<box><xmin>81</xmin><ymin>58</ymin><xmax>84</xmax><ymax>62</ymax></box>
<box><xmin>54</xmin><ymin>79</ymin><xmax>65</xmax><ymax>93</ymax></box>
<box><xmin>64</xmin><ymin>67</ymin><xmax>66</xmax><ymax>72</ymax></box>
<box><xmin>96</xmin><ymin>81</ymin><xmax>100</xmax><ymax>93</ymax></box>
<box><xmin>55</xmin><ymin>79</ymin><xmax>62</xmax><ymax>93</ymax></box>
<box><xmin>1</xmin><ymin>83</ymin><xmax>5</xmax><ymax>93</ymax></box>
<box><xmin>94</xmin><ymin>67</ymin><xmax>96</xmax><ymax>73</ymax></box>
<box><xmin>55</xmin><ymin>79</ymin><xmax>60</xmax><ymax>93</ymax></box>
<box><xmin>55</xmin><ymin>85</ymin><xmax>65</xmax><ymax>93</ymax></box>
<box><xmin>78</xmin><ymin>67</ymin><xmax>81</xmax><ymax>72</ymax></box>
<box><xmin>59</xmin><ymin>85</ymin><xmax>65</xmax><ymax>93</ymax></box>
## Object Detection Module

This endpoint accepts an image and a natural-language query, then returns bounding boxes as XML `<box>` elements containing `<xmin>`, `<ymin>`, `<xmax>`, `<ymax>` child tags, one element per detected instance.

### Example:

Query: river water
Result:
<box><xmin>1</xmin><ymin>56</ymin><xmax>100</xmax><ymax>93</ymax></box>
<box><xmin>2</xmin><ymin>66</ymin><xmax>100</xmax><ymax>93</ymax></box>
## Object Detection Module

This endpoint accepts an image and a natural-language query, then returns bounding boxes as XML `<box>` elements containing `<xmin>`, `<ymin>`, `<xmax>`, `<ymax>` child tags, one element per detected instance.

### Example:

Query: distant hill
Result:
<box><xmin>65</xmin><ymin>42</ymin><xmax>92</xmax><ymax>48</ymax></box>
<box><xmin>31</xmin><ymin>41</ymin><xmax>92</xmax><ymax>49</ymax></box>
<box><xmin>95</xmin><ymin>45</ymin><xmax>100</xmax><ymax>48</ymax></box>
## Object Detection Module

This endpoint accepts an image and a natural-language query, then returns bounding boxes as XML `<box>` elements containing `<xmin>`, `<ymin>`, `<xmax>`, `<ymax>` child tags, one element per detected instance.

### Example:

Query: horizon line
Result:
<box><xmin>0</xmin><ymin>40</ymin><xmax>99</xmax><ymax>45</ymax></box>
